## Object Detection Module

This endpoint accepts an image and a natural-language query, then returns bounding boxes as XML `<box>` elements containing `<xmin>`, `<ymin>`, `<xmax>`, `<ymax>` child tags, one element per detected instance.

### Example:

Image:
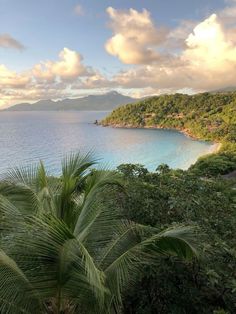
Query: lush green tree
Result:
<box><xmin>117</xmin><ymin>164</ymin><xmax>148</xmax><ymax>178</ymax></box>
<box><xmin>115</xmin><ymin>164</ymin><xmax>236</xmax><ymax>313</ymax></box>
<box><xmin>190</xmin><ymin>152</ymin><xmax>236</xmax><ymax>176</ymax></box>
<box><xmin>0</xmin><ymin>153</ymin><xmax>197</xmax><ymax>314</ymax></box>
<box><xmin>156</xmin><ymin>163</ymin><xmax>171</xmax><ymax>174</ymax></box>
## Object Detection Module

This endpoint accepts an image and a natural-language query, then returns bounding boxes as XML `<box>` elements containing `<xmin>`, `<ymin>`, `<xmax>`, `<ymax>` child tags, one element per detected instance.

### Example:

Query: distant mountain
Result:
<box><xmin>5</xmin><ymin>91</ymin><xmax>137</xmax><ymax>111</ymax></box>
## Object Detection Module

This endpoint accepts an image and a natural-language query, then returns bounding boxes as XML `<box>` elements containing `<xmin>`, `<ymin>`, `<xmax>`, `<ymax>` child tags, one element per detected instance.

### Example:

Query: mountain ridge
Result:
<box><xmin>4</xmin><ymin>91</ymin><xmax>138</xmax><ymax>111</ymax></box>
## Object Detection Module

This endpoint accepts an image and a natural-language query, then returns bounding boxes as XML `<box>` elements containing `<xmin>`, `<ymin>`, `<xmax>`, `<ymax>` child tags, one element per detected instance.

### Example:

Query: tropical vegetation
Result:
<box><xmin>114</xmin><ymin>164</ymin><xmax>236</xmax><ymax>313</ymax></box>
<box><xmin>0</xmin><ymin>153</ymin><xmax>197</xmax><ymax>313</ymax></box>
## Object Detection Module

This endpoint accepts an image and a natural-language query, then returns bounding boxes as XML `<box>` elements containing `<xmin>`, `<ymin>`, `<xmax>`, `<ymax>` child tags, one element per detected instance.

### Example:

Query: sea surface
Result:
<box><xmin>0</xmin><ymin>111</ymin><xmax>215</xmax><ymax>175</ymax></box>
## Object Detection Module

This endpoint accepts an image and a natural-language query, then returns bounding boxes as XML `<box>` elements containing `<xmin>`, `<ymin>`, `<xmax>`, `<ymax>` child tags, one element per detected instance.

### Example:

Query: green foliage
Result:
<box><xmin>156</xmin><ymin>163</ymin><xmax>171</xmax><ymax>174</ymax></box>
<box><xmin>0</xmin><ymin>153</ymin><xmax>197</xmax><ymax>314</ymax></box>
<box><xmin>117</xmin><ymin>164</ymin><xmax>148</xmax><ymax>178</ymax></box>
<box><xmin>190</xmin><ymin>152</ymin><xmax>236</xmax><ymax>176</ymax></box>
<box><xmin>115</xmin><ymin>164</ymin><xmax>236</xmax><ymax>313</ymax></box>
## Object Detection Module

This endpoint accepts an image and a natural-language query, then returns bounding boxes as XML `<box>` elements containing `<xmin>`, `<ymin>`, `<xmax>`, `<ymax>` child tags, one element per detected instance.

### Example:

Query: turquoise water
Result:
<box><xmin>0</xmin><ymin>111</ymin><xmax>214</xmax><ymax>174</ymax></box>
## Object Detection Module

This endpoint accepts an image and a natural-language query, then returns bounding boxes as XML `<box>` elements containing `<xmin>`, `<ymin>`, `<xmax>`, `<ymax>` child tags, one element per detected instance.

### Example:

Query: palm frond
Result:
<box><xmin>74</xmin><ymin>170</ymin><xmax>122</xmax><ymax>238</ymax></box>
<box><xmin>103</xmin><ymin>225</ymin><xmax>197</xmax><ymax>310</ymax></box>
<box><xmin>61</xmin><ymin>151</ymin><xmax>98</xmax><ymax>179</ymax></box>
<box><xmin>36</xmin><ymin>160</ymin><xmax>48</xmax><ymax>191</ymax></box>
<box><xmin>9</xmin><ymin>213</ymin><xmax>106</xmax><ymax>311</ymax></box>
<box><xmin>4</xmin><ymin>164</ymin><xmax>38</xmax><ymax>186</ymax></box>
<box><xmin>0</xmin><ymin>249</ymin><xmax>42</xmax><ymax>314</ymax></box>
<box><xmin>0</xmin><ymin>161</ymin><xmax>54</xmax><ymax>215</ymax></box>
<box><xmin>0</xmin><ymin>181</ymin><xmax>40</xmax><ymax>214</ymax></box>
<box><xmin>144</xmin><ymin>225</ymin><xmax>198</xmax><ymax>259</ymax></box>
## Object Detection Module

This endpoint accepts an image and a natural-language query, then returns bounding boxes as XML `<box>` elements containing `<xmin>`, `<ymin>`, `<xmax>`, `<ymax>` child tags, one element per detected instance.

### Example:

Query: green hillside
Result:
<box><xmin>102</xmin><ymin>92</ymin><xmax>236</xmax><ymax>175</ymax></box>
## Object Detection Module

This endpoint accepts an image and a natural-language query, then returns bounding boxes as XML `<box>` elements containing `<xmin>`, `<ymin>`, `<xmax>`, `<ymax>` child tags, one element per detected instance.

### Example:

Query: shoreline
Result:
<box><xmin>209</xmin><ymin>142</ymin><xmax>222</xmax><ymax>154</ymax></box>
<box><xmin>100</xmin><ymin>122</ymin><xmax>222</xmax><ymax>155</ymax></box>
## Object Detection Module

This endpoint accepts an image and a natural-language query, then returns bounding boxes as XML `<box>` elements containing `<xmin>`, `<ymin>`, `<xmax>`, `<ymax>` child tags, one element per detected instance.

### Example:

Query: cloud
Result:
<box><xmin>184</xmin><ymin>14</ymin><xmax>235</xmax><ymax>71</ymax></box>
<box><xmin>166</xmin><ymin>20</ymin><xmax>198</xmax><ymax>49</ymax></box>
<box><xmin>2</xmin><ymin>2</ymin><xmax>236</xmax><ymax>108</ymax></box>
<box><xmin>76</xmin><ymin>72</ymin><xmax>115</xmax><ymax>89</ymax></box>
<box><xmin>0</xmin><ymin>48</ymin><xmax>98</xmax><ymax>108</ymax></box>
<box><xmin>107</xmin><ymin>10</ymin><xmax>236</xmax><ymax>92</ymax></box>
<box><xmin>182</xmin><ymin>13</ymin><xmax>236</xmax><ymax>90</ymax></box>
<box><xmin>218</xmin><ymin>0</ymin><xmax>236</xmax><ymax>26</ymax></box>
<box><xmin>0</xmin><ymin>34</ymin><xmax>25</xmax><ymax>50</ymax></box>
<box><xmin>105</xmin><ymin>7</ymin><xmax>168</xmax><ymax>64</ymax></box>
<box><xmin>0</xmin><ymin>65</ymin><xmax>29</xmax><ymax>88</ymax></box>
<box><xmin>32</xmin><ymin>48</ymin><xmax>88</xmax><ymax>81</ymax></box>
<box><xmin>74</xmin><ymin>4</ymin><xmax>84</xmax><ymax>16</ymax></box>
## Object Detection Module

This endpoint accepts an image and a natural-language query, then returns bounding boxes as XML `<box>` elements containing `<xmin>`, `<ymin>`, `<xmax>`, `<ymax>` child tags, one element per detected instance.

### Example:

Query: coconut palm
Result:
<box><xmin>0</xmin><ymin>152</ymin><xmax>197</xmax><ymax>313</ymax></box>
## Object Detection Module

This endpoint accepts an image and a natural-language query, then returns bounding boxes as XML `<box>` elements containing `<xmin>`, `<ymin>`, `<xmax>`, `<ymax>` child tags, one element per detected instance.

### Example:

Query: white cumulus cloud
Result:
<box><xmin>105</xmin><ymin>7</ymin><xmax>168</xmax><ymax>64</ymax></box>
<box><xmin>107</xmin><ymin>9</ymin><xmax>236</xmax><ymax>92</ymax></box>
<box><xmin>32</xmin><ymin>48</ymin><xmax>88</xmax><ymax>81</ymax></box>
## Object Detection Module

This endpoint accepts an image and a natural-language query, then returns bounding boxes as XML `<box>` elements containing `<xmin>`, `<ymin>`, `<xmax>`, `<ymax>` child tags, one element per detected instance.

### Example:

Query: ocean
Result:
<box><xmin>0</xmin><ymin>111</ymin><xmax>214</xmax><ymax>174</ymax></box>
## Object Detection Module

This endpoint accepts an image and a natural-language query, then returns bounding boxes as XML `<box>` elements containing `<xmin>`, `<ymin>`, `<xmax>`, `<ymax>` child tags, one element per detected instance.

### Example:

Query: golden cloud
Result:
<box><xmin>32</xmin><ymin>48</ymin><xmax>87</xmax><ymax>81</ymax></box>
<box><xmin>107</xmin><ymin>10</ymin><xmax>236</xmax><ymax>92</ymax></box>
<box><xmin>105</xmin><ymin>7</ymin><xmax>168</xmax><ymax>64</ymax></box>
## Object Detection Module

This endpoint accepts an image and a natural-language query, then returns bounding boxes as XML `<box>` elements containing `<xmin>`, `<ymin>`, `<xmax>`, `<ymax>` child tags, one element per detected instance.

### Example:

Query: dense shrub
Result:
<box><xmin>109</xmin><ymin>164</ymin><xmax>236</xmax><ymax>314</ymax></box>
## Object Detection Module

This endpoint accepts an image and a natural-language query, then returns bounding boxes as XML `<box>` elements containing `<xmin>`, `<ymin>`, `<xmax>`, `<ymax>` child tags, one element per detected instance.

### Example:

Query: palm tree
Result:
<box><xmin>0</xmin><ymin>152</ymin><xmax>197</xmax><ymax>313</ymax></box>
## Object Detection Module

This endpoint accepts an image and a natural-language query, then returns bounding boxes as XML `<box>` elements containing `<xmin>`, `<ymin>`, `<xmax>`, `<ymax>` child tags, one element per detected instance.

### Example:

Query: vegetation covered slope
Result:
<box><xmin>101</xmin><ymin>92</ymin><xmax>236</xmax><ymax>175</ymax></box>
<box><xmin>113</xmin><ymin>164</ymin><xmax>236</xmax><ymax>314</ymax></box>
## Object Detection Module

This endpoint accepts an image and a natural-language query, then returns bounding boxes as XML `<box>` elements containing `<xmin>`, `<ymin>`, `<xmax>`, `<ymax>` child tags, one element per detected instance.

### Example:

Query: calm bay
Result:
<box><xmin>0</xmin><ymin>111</ymin><xmax>215</xmax><ymax>174</ymax></box>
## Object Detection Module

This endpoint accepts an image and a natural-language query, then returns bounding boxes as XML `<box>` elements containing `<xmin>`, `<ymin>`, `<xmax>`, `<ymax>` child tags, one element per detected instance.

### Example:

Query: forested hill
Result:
<box><xmin>102</xmin><ymin>92</ymin><xmax>236</xmax><ymax>175</ymax></box>
<box><xmin>102</xmin><ymin>92</ymin><xmax>235</xmax><ymax>142</ymax></box>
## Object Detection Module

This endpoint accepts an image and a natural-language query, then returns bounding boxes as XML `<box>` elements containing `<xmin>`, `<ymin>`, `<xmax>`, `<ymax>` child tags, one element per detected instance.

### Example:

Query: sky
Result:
<box><xmin>0</xmin><ymin>0</ymin><xmax>236</xmax><ymax>107</ymax></box>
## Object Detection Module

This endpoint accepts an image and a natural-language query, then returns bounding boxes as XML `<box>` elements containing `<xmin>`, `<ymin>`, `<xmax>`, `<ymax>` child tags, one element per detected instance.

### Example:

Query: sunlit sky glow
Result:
<box><xmin>0</xmin><ymin>0</ymin><xmax>236</xmax><ymax>107</ymax></box>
